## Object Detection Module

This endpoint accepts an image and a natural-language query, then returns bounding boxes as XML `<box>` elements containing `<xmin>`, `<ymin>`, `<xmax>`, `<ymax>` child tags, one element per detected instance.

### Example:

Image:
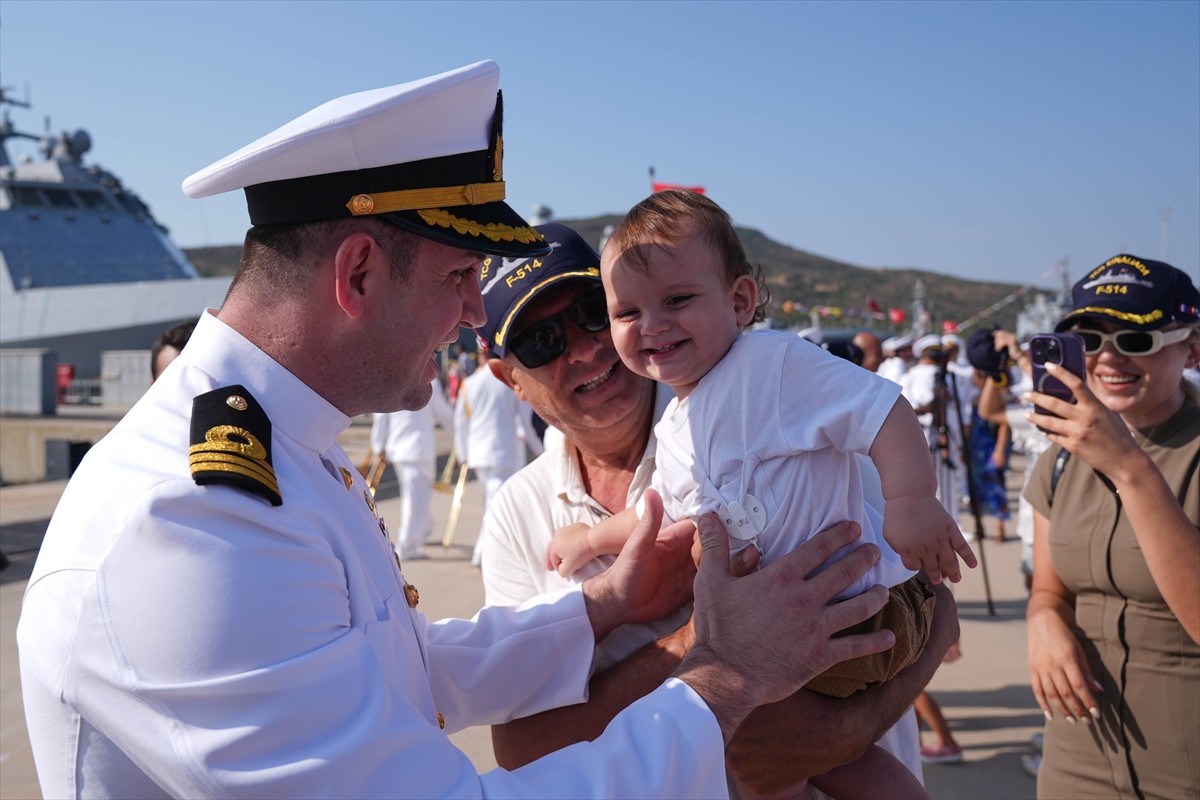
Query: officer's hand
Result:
<box><xmin>691</xmin><ymin>528</ymin><xmax>760</xmax><ymax>574</ymax></box>
<box><xmin>674</xmin><ymin>516</ymin><xmax>893</xmax><ymax>744</ymax></box>
<box><xmin>581</xmin><ymin>490</ymin><xmax>696</xmax><ymax>641</ymax></box>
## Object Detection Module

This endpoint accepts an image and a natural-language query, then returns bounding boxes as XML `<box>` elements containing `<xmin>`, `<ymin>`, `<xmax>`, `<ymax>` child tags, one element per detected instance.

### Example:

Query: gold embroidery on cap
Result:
<box><xmin>345</xmin><ymin>182</ymin><xmax>505</xmax><ymax>216</ymax></box>
<box><xmin>416</xmin><ymin>209</ymin><xmax>544</xmax><ymax>245</ymax></box>
<box><xmin>226</xmin><ymin>395</ymin><xmax>248</xmax><ymax>411</ymax></box>
<box><xmin>1067</xmin><ymin>306</ymin><xmax>1165</xmax><ymax>326</ymax></box>
<box><xmin>492</xmin><ymin>269</ymin><xmax>602</xmax><ymax>348</ymax></box>
<box><xmin>493</xmin><ymin>134</ymin><xmax>503</xmax><ymax>181</ymax></box>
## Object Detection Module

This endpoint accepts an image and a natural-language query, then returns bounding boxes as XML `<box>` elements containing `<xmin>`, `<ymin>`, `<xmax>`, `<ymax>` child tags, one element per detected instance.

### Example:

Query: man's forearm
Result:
<box><xmin>491</xmin><ymin>625</ymin><xmax>692</xmax><ymax>769</ymax></box>
<box><xmin>725</xmin><ymin>581</ymin><xmax>959</xmax><ymax>795</ymax></box>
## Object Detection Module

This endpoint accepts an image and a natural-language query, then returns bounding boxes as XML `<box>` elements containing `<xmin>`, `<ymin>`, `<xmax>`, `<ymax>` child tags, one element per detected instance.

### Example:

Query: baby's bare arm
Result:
<box><xmin>545</xmin><ymin>506</ymin><xmax>641</xmax><ymax>576</ymax></box>
<box><xmin>869</xmin><ymin>397</ymin><xmax>976</xmax><ymax>583</ymax></box>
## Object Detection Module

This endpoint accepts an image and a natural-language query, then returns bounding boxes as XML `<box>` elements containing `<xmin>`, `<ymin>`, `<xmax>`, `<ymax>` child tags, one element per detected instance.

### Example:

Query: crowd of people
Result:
<box><xmin>14</xmin><ymin>59</ymin><xmax>1198</xmax><ymax>800</ymax></box>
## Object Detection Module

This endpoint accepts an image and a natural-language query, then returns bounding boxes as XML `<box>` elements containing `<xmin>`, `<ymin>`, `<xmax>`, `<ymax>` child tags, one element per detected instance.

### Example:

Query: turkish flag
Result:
<box><xmin>889</xmin><ymin>308</ymin><xmax>906</xmax><ymax>324</ymax></box>
<box><xmin>652</xmin><ymin>182</ymin><xmax>706</xmax><ymax>195</ymax></box>
<box><xmin>942</xmin><ymin>320</ymin><xmax>959</xmax><ymax>334</ymax></box>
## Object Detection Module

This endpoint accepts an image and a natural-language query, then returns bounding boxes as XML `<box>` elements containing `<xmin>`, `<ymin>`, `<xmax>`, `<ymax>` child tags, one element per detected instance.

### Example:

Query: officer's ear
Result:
<box><xmin>332</xmin><ymin>232</ymin><xmax>380</xmax><ymax>319</ymax></box>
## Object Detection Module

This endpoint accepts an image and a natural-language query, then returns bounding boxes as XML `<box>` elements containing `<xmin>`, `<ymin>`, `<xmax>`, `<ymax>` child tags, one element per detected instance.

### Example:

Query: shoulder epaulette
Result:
<box><xmin>189</xmin><ymin>385</ymin><xmax>282</xmax><ymax>506</ymax></box>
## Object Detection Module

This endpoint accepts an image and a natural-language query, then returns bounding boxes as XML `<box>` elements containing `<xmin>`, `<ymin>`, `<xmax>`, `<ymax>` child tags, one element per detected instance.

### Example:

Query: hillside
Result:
<box><xmin>185</xmin><ymin>216</ymin><xmax>1028</xmax><ymax>332</ymax></box>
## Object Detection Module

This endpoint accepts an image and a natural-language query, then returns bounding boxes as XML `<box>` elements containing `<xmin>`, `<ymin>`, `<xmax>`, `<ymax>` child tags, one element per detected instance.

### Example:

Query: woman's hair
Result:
<box><xmin>1184</xmin><ymin>379</ymin><xmax>1200</xmax><ymax>405</ymax></box>
<box><xmin>605</xmin><ymin>189</ymin><xmax>772</xmax><ymax>324</ymax></box>
<box><xmin>231</xmin><ymin>218</ymin><xmax>418</xmax><ymax>298</ymax></box>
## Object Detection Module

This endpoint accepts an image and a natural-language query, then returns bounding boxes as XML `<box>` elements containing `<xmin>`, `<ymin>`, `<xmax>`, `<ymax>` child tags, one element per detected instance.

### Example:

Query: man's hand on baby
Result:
<box><xmin>884</xmin><ymin>495</ymin><xmax>977</xmax><ymax>584</ymax></box>
<box><xmin>545</xmin><ymin>523</ymin><xmax>596</xmax><ymax>576</ymax></box>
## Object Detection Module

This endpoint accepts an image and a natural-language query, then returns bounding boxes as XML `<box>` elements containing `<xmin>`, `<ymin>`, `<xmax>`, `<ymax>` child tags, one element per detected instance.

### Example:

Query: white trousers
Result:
<box><xmin>470</xmin><ymin>466</ymin><xmax>516</xmax><ymax>566</ymax></box>
<box><xmin>391</xmin><ymin>460</ymin><xmax>434</xmax><ymax>557</ymax></box>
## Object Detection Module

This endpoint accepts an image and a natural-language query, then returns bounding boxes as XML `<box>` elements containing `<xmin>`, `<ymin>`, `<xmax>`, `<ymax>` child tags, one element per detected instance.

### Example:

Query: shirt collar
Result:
<box><xmin>183</xmin><ymin>311</ymin><xmax>353</xmax><ymax>453</ymax></box>
<box><xmin>555</xmin><ymin>382</ymin><xmax>673</xmax><ymax>513</ymax></box>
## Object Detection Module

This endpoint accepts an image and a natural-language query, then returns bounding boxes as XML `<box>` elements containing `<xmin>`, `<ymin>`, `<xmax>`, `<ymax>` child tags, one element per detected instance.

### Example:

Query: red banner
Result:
<box><xmin>652</xmin><ymin>182</ymin><xmax>706</xmax><ymax>195</ymax></box>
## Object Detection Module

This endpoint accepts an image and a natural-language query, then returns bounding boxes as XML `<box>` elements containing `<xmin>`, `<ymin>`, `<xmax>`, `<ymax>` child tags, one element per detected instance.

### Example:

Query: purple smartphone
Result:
<box><xmin>1030</xmin><ymin>332</ymin><xmax>1086</xmax><ymax>417</ymax></box>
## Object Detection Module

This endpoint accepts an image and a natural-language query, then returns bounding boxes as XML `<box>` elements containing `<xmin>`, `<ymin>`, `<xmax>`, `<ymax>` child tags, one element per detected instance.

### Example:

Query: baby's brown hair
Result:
<box><xmin>605</xmin><ymin>189</ymin><xmax>771</xmax><ymax>324</ymax></box>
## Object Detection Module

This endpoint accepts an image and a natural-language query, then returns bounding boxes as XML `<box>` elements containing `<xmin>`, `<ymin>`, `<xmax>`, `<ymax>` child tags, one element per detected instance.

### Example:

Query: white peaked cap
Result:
<box><xmin>184</xmin><ymin>61</ymin><xmax>498</xmax><ymax>198</ymax></box>
<box><xmin>181</xmin><ymin>60</ymin><xmax>549</xmax><ymax>258</ymax></box>
<box><xmin>882</xmin><ymin>333</ymin><xmax>914</xmax><ymax>354</ymax></box>
<box><xmin>915</xmin><ymin>334</ymin><xmax>944</xmax><ymax>356</ymax></box>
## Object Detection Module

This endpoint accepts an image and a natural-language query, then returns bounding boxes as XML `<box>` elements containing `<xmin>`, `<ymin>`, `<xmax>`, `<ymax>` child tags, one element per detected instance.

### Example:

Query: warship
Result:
<box><xmin>0</xmin><ymin>86</ymin><xmax>231</xmax><ymax>378</ymax></box>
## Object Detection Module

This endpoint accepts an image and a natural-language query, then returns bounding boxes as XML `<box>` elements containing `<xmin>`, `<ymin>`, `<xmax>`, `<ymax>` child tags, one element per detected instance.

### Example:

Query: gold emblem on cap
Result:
<box><xmin>225</xmin><ymin>395</ymin><xmax>248</xmax><ymax>411</ymax></box>
<box><xmin>350</xmin><ymin>194</ymin><xmax>375</xmax><ymax>215</ymax></box>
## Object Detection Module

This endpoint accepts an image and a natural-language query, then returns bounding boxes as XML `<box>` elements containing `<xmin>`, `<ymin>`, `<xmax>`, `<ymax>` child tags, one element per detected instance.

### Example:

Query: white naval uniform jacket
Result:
<box><xmin>17</xmin><ymin>311</ymin><xmax>725</xmax><ymax>799</ymax></box>
<box><xmin>453</xmin><ymin>366</ymin><xmax>528</xmax><ymax>473</ymax></box>
<box><xmin>371</xmin><ymin>377</ymin><xmax>454</xmax><ymax>468</ymax></box>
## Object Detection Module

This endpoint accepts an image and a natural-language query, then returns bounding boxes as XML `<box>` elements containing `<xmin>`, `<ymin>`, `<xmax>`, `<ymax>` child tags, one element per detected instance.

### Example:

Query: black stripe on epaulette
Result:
<box><xmin>189</xmin><ymin>385</ymin><xmax>282</xmax><ymax>506</ymax></box>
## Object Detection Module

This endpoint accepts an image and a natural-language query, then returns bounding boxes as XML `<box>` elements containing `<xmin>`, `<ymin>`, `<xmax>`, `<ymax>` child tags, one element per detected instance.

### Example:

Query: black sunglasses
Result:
<box><xmin>509</xmin><ymin>286</ymin><xmax>610</xmax><ymax>368</ymax></box>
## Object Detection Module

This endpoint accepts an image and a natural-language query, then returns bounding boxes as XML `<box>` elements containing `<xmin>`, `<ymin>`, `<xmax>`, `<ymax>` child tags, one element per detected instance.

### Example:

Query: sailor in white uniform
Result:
<box><xmin>454</xmin><ymin>348</ymin><xmax>536</xmax><ymax>565</ymax></box>
<box><xmin>16</xmin><ymin>61</ymin><xmax>893</xmax><ymax>799</ymax></box>
<box><xmin>878</xmin><ymin>332</ymin><xmax>914</xmax><ymax>385</ymax></box>
<box><xmin>370</xmin><ymin>376</ymin><xmax>454</xmax><ymax>559</ymax></box>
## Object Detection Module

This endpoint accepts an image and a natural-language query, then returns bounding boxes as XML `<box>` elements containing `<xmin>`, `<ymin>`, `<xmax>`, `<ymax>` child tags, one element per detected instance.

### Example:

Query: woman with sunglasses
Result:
<box><xmin>1024</xmin><ymin>254</ymin><xmax>1200</xmax><ymax>800</ymax></box>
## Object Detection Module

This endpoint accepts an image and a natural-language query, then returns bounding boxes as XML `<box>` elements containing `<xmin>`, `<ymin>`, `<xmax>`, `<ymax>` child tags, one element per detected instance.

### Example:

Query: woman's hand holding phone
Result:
<box><xmin>1029</xmin><ymin>333</ymin><xmax>1087</xmax><ymax>418</ymax></box>
<box><xmin>1026</xmin><ymin>358</ymin><xmax>1148</xmax><ymax>482</ymax></box>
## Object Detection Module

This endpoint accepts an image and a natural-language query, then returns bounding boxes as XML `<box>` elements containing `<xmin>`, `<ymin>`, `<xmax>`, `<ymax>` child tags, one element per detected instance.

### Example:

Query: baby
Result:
<box><xmin>547</xmin><ymin>190</ymin><xmax>975</xmax><ymax>799</ymax></box>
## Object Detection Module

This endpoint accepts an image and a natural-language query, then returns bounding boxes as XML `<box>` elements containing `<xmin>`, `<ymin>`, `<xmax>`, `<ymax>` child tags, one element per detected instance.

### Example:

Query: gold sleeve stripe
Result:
<box><xmin>189</xmin><ymin>452</ymin><xmax>279</xmax><ymax>490</ymax></box>
<box><xmin>190</xmin><ymin>460</ymin><xmax>282</xmax><ymax>496</ymax></box>
<box><xmin>189</xmin><ymin>449</ymin><xmax>277</xmax><ymax>483</ymax></box>
<box><xmin>346</xmin><ymin>182</ymin><xmax>506</xmax><ymax>216</ymax></box>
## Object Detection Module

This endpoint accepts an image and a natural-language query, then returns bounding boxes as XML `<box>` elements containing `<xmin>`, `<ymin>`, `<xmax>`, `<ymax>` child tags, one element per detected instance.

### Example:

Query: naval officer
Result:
<box><xmin>17</xmin><ymin>61</ymin><xmax>893</xmax><ymax>799</ymax></box>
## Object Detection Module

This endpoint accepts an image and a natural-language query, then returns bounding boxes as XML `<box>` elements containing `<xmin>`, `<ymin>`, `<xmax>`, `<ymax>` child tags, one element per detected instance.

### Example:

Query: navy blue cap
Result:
<box><xmin>476</xmin><ymin>223</ymin><xmax>603</xmax><ymax>357</ymax></box>
<box><xmin>967</xmin><ymin>327</ymin><xmax>1007</xmax><ymax>383</ymax></box>
<box><xmin>1057</xmin><ymin>254</ymin><xmax>1200</xmax><ymax>332</ymax></box>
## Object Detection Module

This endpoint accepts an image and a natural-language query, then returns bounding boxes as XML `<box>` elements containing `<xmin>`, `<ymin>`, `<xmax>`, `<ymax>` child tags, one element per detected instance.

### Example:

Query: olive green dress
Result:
<box><xmin>1025</xmin><ymin>400</ymin><xmax>1200</xmax><ymax>800</ymax></box>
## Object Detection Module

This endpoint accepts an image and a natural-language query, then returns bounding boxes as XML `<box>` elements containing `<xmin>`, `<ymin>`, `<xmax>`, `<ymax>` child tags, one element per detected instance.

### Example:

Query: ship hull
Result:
<box><xmin>0</xmin><ymin>273</ymin><xmax>232</xmax><ymax>377</ymax></box>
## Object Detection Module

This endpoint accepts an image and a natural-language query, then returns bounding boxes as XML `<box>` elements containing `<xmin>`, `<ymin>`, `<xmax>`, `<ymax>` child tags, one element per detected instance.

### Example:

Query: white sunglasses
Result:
<box><xmin>1070</xmin><ymin>326</ymin><xmax>1195</xmax><ymax>357</ymax></box>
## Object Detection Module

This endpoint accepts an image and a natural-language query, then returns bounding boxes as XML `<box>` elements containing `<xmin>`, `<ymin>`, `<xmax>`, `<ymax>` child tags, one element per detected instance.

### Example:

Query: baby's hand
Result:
<box><xmin>545</xmin><ymin>523</ymin><xmax>596</xmax><ymax>577</ymax></box>
<box><xmin>884</xmin><ymin>496</ymin><xmax>977</xmax><ymax>584</ymax></box>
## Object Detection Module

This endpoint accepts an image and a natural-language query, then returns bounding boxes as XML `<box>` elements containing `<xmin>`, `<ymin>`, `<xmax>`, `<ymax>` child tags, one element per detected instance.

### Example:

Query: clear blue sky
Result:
<box><xmin>2</xmin><ymin>0</ymin><xmax>1197</xmax><ymax>289</ymax></box>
